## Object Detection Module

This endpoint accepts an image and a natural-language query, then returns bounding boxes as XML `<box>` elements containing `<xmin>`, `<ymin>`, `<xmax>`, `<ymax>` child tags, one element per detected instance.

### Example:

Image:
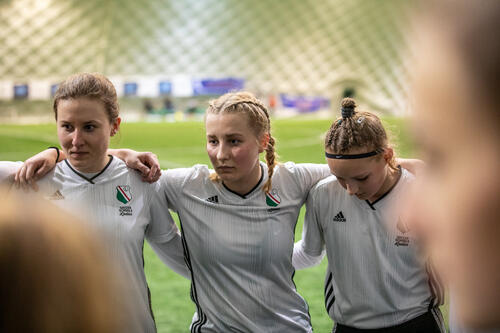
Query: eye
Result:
<box><xmin>84</xmin><ymin>124</ymin><xmax>96</xmax><ymax>131</ymax></box>
<box><xmin>208</xmin><ymin>139</ymin><xmax>218</xmax><ymax>145</ymax></box>
<box><xmin>61</xmin><ymin>123</ymin><xmax>73</xmax><ymax>131</ymax></box>
<box><xmin>230</xmin><ymin>139</ymin><xmax>241</xmax><ymax>145</ymax></box>
<box><xmin>355</xmin><ymin>175</ymin><xmax>369</xmax><ymax>182</ymax></box>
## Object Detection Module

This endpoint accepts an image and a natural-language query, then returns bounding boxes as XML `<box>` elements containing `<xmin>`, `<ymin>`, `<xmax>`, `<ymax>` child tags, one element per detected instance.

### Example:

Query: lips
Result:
<box><xmin>216</xmin><ymin>166</ymin><xmax>234</xmax><ymax>173</ymax></box>
<box><xmin>70</xmin><ymin>151</ymin><xmax>89</xmax><ymax>159</ymax></box>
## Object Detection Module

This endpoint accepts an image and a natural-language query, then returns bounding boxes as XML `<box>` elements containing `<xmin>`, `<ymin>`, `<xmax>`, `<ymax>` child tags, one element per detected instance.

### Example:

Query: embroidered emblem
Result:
<box><xmin>265</xmin><ymin>189</ymin><xmax>281</xmax><ymax>207</ymax></box>
<box><xmin>47</xmin><ymin>190</ymin><xmax>64</xmax><ymax>200</ymax></box>
<box><xmin>116</xmin><ymin>185</ymin><xmax>132</xmax><ymax>204</ymax></box>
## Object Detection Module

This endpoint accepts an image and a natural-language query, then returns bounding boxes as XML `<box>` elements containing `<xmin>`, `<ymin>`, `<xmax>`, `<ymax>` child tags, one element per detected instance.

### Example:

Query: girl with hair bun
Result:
<box><xmin>16</xmin><ymin>91</ymin><xmax>421</xmax><ymax>332</ymax></box>
<box><xmin>293</xmin><ymin>98</ymin><xmax>445</xmax><ymax>332</ymax></box>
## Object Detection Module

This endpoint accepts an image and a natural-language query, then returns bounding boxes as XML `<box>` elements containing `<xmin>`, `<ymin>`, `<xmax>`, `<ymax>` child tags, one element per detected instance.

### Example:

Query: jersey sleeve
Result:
<box><xmin>145</xmin><ymin>181</ymin><xmax>190</xmax><ymax>279</ymax></box>
<box><xmin>159</xmin><ymin>167</ymin><xmax>197</xmax><ymax>212</ymax></box>
<box><xmin>301</xmin><ymin>184</ymin><xmax>326</xmax><ymax>256</ymax></box>
<box><xmin>0</xmin><ymin>161</ymin><xmax>22</xmax><ymax>183</ymax></box>
<box><xmin>292</xmin><ymin>239</ymin><xmax>325</xmax><ymax>270</ymax></box>
<box><xmin>287</xmin><ymin>162</ymin><xmax>331</xmax><ymax>193</ymax></box>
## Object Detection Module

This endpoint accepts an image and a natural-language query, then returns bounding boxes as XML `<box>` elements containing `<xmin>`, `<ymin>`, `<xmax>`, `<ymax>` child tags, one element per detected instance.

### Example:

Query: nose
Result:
<box><xmin>216</xmin><ymin>142</ymin><xmax>230</xmax><ymax>161</ymax></box>
<box><xmin>346</xmin><ymin>183</ymin><xmax>358</xmax><ymax>195</ymax></box>
<box><xmin>71</xmin><ymin>129</ymin><xmax>84</xmax><ymax>147</ymax></box>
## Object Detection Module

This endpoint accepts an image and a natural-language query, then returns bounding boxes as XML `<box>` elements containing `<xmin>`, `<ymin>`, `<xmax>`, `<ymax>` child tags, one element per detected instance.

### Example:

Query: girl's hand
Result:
<box><xmin>109</xmin><ymin>149</ymin><xmax>161</xmax><ymax>183</ymax></box>
<box><xmin>14</xmin><ymin>149</ymin><xmax>59</xmax><ymax>191</ymax></box>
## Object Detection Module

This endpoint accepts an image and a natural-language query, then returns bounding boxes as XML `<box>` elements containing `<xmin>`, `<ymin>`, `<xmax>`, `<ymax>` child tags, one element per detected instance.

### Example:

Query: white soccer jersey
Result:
<box><xmin>301</xmin><ymin>168</ymin><xmax>445</xmax><ymax>329</ymax></box>
<box><xmin>160</xmin><ymin>161</ymin><xmax>330</xmax><ymax>332</ymax></box>
<box><xmin>21</xmin><ymin>157</ymin><xmax>185</xmax><ymax>333</ymax></box>
<box><xmin>0</xmin><ymin>161</ymin><xmax>22</xmax><ymax>185</ymax></box>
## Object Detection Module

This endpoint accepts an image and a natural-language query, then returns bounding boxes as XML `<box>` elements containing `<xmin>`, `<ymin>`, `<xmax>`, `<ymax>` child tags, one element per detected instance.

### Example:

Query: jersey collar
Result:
<box><xmin>221</xmin><ymin>163</ymin><xmax>264</xmax><ymax>199</ymax></box>
<box><xmin>64</xmin><ymin>155</ymin><xmax>114</xmax><ymax>184</ymax></box>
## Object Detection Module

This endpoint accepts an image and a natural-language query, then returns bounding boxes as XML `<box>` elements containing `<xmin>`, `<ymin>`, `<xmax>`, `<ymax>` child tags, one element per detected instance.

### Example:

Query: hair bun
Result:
<box><xmin>340</xmin><ymin>97</ymin><xmax>357</xmax><ymax>118</ymax></box>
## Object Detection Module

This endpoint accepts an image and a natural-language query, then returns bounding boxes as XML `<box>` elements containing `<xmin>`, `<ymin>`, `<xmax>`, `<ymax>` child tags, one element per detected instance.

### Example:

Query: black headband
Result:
<box><xmin>325</xmin><ymin>148</ymin><xmax>383</xmax><ymax>160</ymax></box>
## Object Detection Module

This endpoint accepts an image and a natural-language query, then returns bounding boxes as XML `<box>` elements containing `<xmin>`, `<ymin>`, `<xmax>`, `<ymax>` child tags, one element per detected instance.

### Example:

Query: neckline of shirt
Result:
<box><xmin>362</xmin><ymin>165</ymin><xmax>404</xmax><ymax>211</ymax></box>
<box><xmin>221</xmin><ymin>163</ymin><xmax>265</xmax><ymax>199</ymax></box>
<box><xmin>64</xmin><ymin>155</ymin><xmax>114</xmax><ymax>184</ymax></box>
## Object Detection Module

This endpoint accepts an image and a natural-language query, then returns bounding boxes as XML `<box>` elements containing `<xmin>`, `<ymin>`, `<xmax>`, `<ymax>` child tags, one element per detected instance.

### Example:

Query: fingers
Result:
<box><xmin>25</xmin><ymin>162</ymin><xmax>38</xmax><ymax>191</ymax></box>
<box><xmin>17</xmin><ymin>164</ymin><xmax>29</xmax><ymax>191</ymax></box>
<box><xmin>135</xmin><ymin>162</ymin><xmax>151</xmax><ymax>179</ymax></box>
<box><xmin>145</xmin><ymin>164</ymin><xmax>161</xmax><ymax>183</ymax></box>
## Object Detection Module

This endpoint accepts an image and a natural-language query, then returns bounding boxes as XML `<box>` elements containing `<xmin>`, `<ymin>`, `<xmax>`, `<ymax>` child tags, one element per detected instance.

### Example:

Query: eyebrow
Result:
<box><xmin>207</xmin><ymin>133</ymin><xmax>244</xmax><ymax>138</ymax></box>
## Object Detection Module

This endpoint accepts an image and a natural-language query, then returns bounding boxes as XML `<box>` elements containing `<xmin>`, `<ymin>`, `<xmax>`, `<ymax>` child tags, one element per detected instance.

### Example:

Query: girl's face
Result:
<box><xmin>206</xmin><ymin>112</ymin><xmax>267</xmax><ymax>190</ymax></box>
<box><xmin>409</xmin><ymin>28</ymin><xmax>500</xmax><ymax>329</ymax></box>
<box><xmin>326</xmin><ymin>147</ymin><xmax>394</xmax><ymax>202</ymax></box>
<box><xmin>57</xmin><ymin>98</ymin><xmax>120</xmax><ymax>173</ymax></box>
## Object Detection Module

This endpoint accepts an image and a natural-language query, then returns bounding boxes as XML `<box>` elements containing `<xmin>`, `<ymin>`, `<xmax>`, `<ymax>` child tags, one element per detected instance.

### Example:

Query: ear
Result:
<box><xmin>110</xmin><ymin>117</ymin><xmax>121</xmax><ymax>137</ymax></box>
<box><xmin>258</xmin><ymin>133</ymin><xmax>270</xmax><ymax>153</ymax></box>
<box><xmin>382</xmin><ymin>147</ymin><xmax>394</xmax><ymax>163</ymax></box>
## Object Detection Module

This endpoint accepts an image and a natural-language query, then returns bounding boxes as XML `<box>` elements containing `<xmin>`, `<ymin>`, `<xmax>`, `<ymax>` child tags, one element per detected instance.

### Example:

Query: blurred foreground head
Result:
<box><xmin>410</xmin><ymin>0</ymin><xmax>500</xmax><ymax>329</ymax></box>
<box><xmin>0</xmin><ymin>190</ymin><xmax>132</xmax><ymax>333</ymax></box>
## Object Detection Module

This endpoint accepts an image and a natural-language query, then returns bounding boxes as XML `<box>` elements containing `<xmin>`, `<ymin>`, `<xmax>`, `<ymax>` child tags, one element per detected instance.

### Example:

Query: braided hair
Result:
<box><xmin>325</xmin><ymin>98</ymin><xmax>397</xmax><ymax>170</ymax></box>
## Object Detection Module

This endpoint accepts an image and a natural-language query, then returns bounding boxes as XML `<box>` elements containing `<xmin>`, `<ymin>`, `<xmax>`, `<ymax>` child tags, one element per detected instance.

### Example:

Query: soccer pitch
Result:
<box><xmin>0</xmin><ymin>117</ymin><xmax>447</xmax><ymax>332</ymax></box>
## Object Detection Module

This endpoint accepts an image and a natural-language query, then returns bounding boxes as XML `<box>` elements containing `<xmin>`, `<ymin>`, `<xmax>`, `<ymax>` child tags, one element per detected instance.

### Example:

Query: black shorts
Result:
<box><xmin>333</xmin><ymin>308</ymin><xmax>445</xmax><ymax>333</ymax></box>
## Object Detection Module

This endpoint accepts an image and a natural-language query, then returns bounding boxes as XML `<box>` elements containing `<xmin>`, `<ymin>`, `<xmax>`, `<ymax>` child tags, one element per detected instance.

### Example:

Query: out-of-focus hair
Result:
<box><xmin>424</xmin><ymin>0</ymin><xmax>500</xmax><ymax>127</ymax></box>
<box><xmin>53</xmin><ymin>72</ymin><xmax>119</xmax><ymax>123</ymax></box>
<box><xmin>206</xmin><ymin>91</ymin><xmax>278</xmax><ymax>193</ymax></box>
<box><xmin>0</xmin><ymin>191</ymin><xmax>130</xmax><ymax>333</ymax></box>
<box><xmin>325</xmin><ymin>97</ymin><xmax>397</xmax><ymax>170</ymax></box>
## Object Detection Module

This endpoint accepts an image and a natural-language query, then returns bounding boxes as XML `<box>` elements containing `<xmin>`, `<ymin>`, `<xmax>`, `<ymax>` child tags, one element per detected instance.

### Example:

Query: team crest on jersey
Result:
<box><xmin>116</xmin><ymin>185</ymin><xmax>133</xmax><ymax>216</ymax></box>
<box><xmin>47</xmin><ymin>190</ymin><xmax>64</xmax><ymax>200</ymax></box>
<box><xmin>396</xmin><ymin>217</ymin><xmax>410</xmax><ymax>234</ymax></box>
<box><xmin>394</xmin><ymin>217</ymin><xmax>410</xmax><ymax>246</ymax></box>
<box><xmin>116</xmin><ymin>185</ymin><xmax>132</xmax><ymax>204</ymax></box>
<box><xmin>265</xmin><ymin>189</ymin><xmax>281</xmax><ymax>207</ymax></box>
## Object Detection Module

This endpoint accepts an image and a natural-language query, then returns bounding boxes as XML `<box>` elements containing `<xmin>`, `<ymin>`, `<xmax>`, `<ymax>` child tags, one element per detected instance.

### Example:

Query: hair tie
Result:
<box><xmin>341</xmin><ymin>106</ymin><xmax>355</xmax><ymax>119</ymax></box>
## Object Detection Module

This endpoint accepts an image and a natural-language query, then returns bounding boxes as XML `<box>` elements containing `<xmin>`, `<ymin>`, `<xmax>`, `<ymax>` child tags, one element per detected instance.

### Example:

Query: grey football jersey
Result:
<box><xmin>302</xmin><ymin>168</ymin><xmax>444</xmax><ymax>329</ymax></box>
<box><xmin>32</xmin><ymin>157</ymin><xmax>181</xmax><ymax>333</ymax></box>
<box><xmin>160</xmin><ymin>162</ymin><xmax>330</xmax><ymax>332</ymax></box>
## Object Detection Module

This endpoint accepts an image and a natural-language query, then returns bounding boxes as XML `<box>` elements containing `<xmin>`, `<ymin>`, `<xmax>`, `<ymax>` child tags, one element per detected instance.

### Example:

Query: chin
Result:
<box><xmin>68</xmin><ymin>158</ymin><xmax>91</xmax><ymax>171</ymax></box>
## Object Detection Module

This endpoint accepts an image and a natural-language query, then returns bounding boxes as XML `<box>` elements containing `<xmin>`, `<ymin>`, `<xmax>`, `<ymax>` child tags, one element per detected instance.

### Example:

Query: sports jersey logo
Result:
<box><xmin>394</xmin><ymin>236</ymin><xmax>410</xmax><ymax>246</ymax></box>
<box><xmin>116</xmin><ymin>185</ymin><xmax>132</xmax><ymax>204</ymax></box>
<box><xmin>265</xmin><ymin>189</ymin><xmax>281</xmax><ymax>207</ymax></box>
<box><xmin>396</xmin><ymin>217</ymin><xmax>410</xmax><ymax>234</ymax></box>
<box><xmin>333</xmin><ymin>211</ymin><xmax>346</xmax><ymax>222</ymax></box>
<box><xmin>395</xmin><ymin>217</ymin><xmax>410</xmax><ymax>246</ymax></box>
<box><xmin>47</xmin><ymin>190</ymin><xmax>64</xmax><ymax>200</ymax></box>
<box><xmin>206</xmin><ymin>195</ymin><xmax>219</xmax><ymax>203</ymax></box>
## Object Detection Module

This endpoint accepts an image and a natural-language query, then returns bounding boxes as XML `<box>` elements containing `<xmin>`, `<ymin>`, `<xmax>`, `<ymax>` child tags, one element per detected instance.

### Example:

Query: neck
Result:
<box><xmin>72</xmin><ymin>155</ymin><xmax>111</xmax><ymax>174</ymax></box>
<box><xmin>369</xmin><ymin>166</ymin><xmax>400</xmax><ymax>202</ymax></box>
<box><xmin>224</xmin><ymin>162</ymin><xmax>262</xmax><ymax>196</ymax></box>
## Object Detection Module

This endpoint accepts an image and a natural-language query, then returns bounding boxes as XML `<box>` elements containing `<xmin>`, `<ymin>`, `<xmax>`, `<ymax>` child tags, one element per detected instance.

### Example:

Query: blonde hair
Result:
<box><xmin>53</xmin><ymin>72</ymin><xmax>119</xmax><ymax>123</ymax></box>
<box><xmin>325</xmin><ymin>97</ymin><xmax>397</xmax><ymax>170</ymax></box>
<box><xmin>0</xmin><ymin>191</ymin><xmax>131</xmax><ymax>333</ymax></box>
<box><xmin>207</xmin><ymin>92</ymin><xmax>278</xmax><ymax>193</ymax></box>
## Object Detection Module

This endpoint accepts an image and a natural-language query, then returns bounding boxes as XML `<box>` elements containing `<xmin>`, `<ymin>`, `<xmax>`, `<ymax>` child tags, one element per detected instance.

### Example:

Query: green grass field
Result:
<box><xmin>0</xmin><ymin>117</ymin><xmax>447</xmax><ymax>332</ymax></box>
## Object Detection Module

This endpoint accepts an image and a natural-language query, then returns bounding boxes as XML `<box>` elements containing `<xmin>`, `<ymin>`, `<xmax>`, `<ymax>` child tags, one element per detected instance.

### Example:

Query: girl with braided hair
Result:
<box><xmin>17</xmin><ymin>91</ymin><xmax>421</xmax><ymax>332</ymax></box>
<box><xmin>18</xmin><ymin>91</ymin><xmax>330</xmax><ymax>332</ymax></box>
<box><xmin>293</xmin><ymin>97</ymin><xmax>445</xmax><ymax>332</ymax></box>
